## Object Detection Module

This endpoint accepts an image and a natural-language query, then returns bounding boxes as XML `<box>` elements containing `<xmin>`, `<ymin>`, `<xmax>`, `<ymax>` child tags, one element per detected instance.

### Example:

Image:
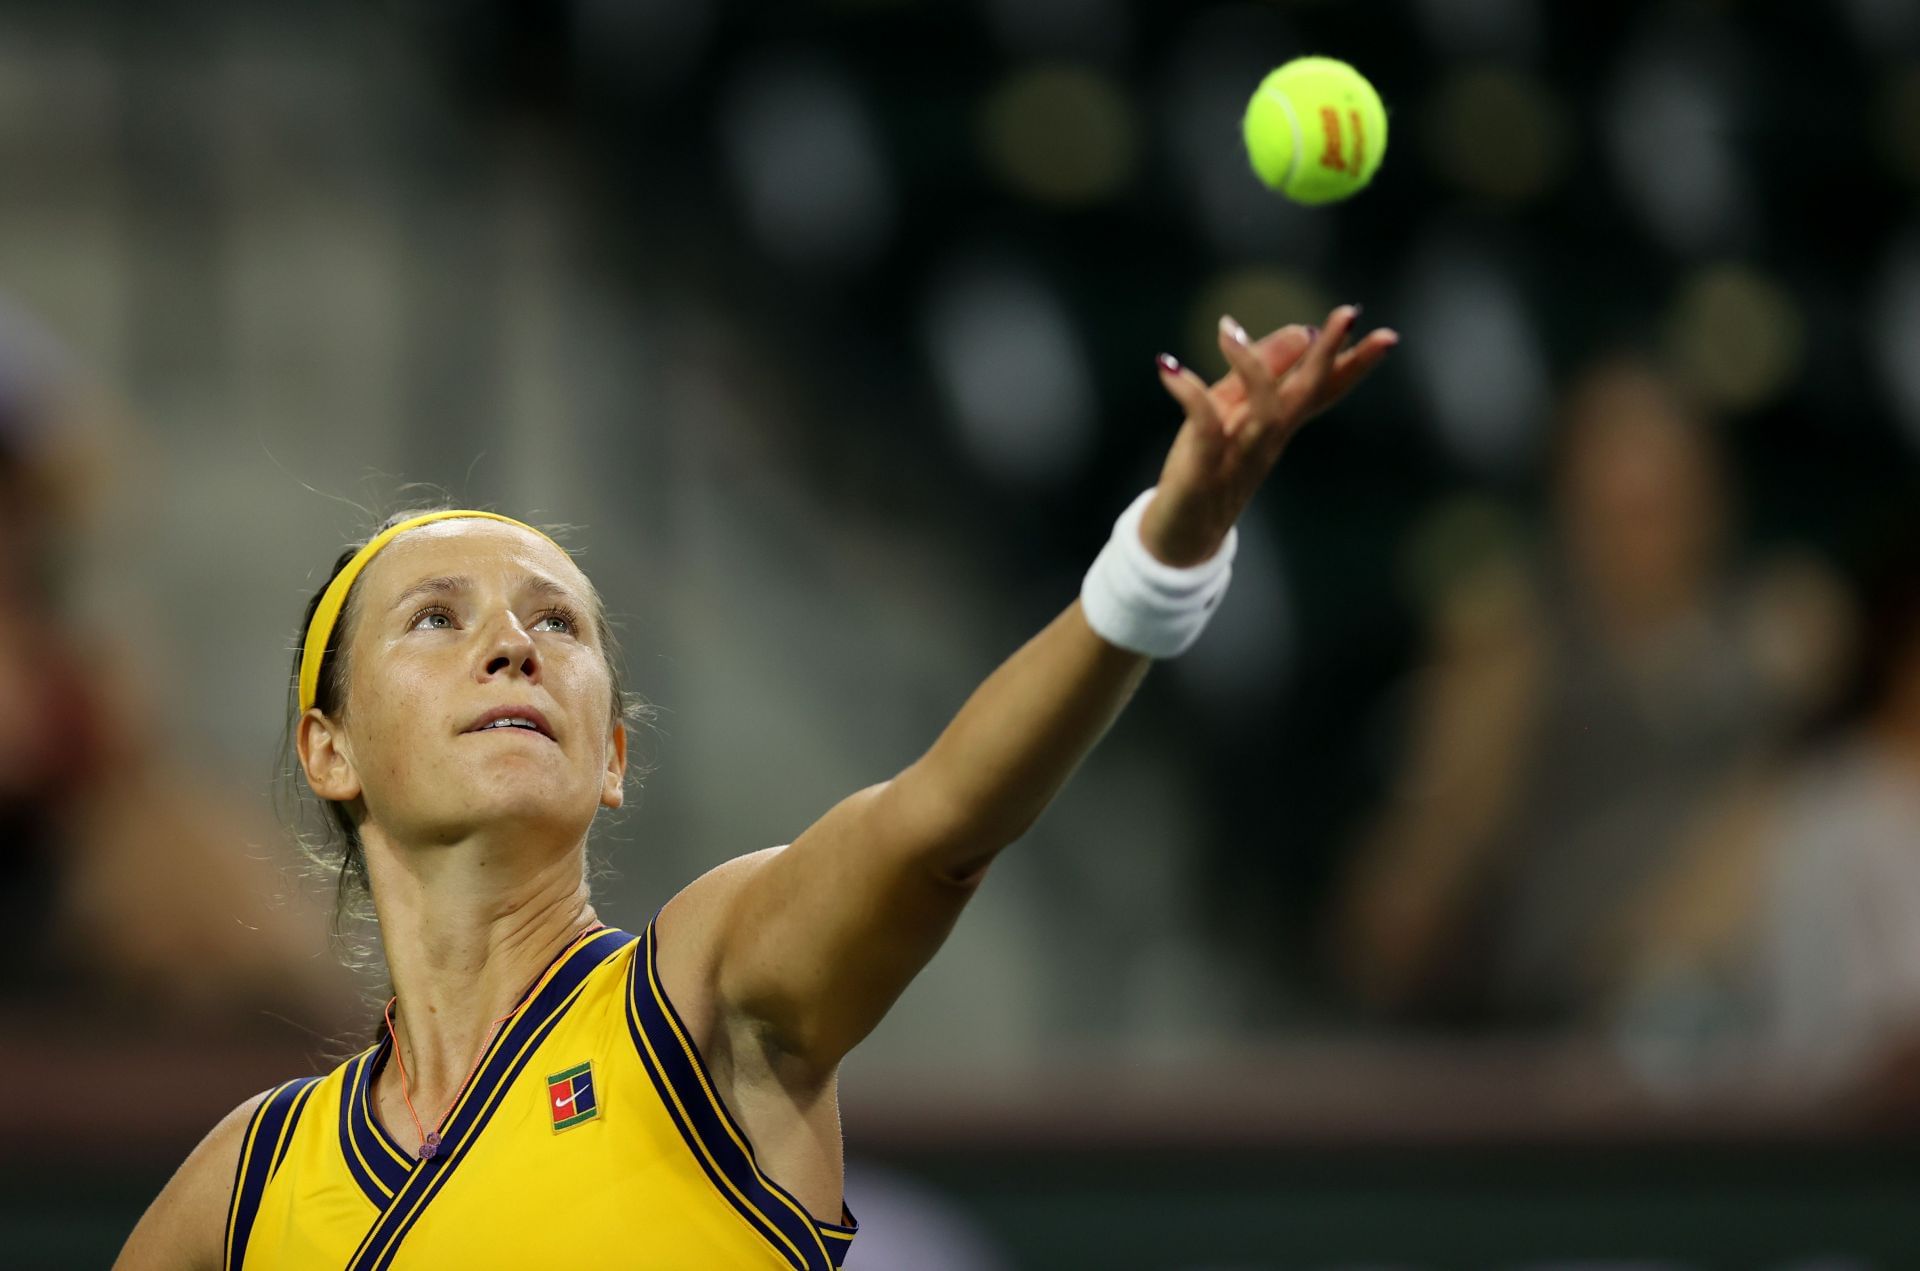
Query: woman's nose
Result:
<box><xmin>480</xmin><ymin>615</ymin><xmax>539</xmax><ymax>680</ymax></box>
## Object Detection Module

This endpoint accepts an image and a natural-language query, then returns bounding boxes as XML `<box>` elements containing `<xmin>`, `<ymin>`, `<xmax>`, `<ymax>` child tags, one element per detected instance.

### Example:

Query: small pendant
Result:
<box><xmin>419</xmin><ymin>1132</ymin><xmax>440</xmax><ymax>1161</ymax></box>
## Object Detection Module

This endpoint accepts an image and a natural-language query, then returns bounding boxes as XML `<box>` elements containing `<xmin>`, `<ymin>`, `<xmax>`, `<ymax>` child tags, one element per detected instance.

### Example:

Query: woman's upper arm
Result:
<box><xmin>113</xmin><ymin>1090</ymin><xmax>269</xmax><ymax>1271</ymax></box>
<box><xmin>697</xmin><ymin>782</ymin><xmax>985</xmax><ymax>1075</ymax></box>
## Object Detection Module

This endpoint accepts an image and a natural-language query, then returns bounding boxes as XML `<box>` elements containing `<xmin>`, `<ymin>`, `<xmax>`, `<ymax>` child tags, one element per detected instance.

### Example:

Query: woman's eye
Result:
<box><xmin>412</xmin><ymin>608</ymin><xmax>455</xmax><ymax>630</ymax></box>
<box><xmin>535</xmin><ymin>610</ymin><xmax>577</xmax><ymax>635</ymax></box>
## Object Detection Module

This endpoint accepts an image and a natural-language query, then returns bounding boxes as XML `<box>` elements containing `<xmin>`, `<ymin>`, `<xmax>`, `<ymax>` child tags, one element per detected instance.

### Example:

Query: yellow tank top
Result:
<box><xmin>223</xmin><ymin>921</ymin><xmax>858</xmax><ymax>1270</ymax></box>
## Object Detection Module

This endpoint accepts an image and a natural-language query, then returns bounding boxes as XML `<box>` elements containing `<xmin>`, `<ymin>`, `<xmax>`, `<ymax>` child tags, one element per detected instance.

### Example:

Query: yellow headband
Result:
<box><xmin>297</xmin><ymin>510</ymin><xmax>564</xmax><ymax>715</ymax></box>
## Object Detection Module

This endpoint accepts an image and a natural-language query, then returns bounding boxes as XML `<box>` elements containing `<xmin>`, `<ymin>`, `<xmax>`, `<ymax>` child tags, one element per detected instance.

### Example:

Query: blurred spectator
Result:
<box><xmin>0</xmin><ymin>299</ymin><xmax>356</xmax><ymax>1030</ymax></box>
<box><xmin>1616</xmin><ymin>530</ymin><xmax>1920</xmax><ymax>1105</ymax></box>
<box><xmin>1331</xmin><ymin>355</ymin><xmax>1848</xmax><ymax>1028</ymax></box>
<box><xmin>0</xmin><ymin>316</ymin><xmax>102</xmax><ymax>993</ymax></box>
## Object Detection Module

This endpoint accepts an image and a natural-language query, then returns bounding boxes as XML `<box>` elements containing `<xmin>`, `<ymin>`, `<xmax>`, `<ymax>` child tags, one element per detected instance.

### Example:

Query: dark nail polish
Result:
<box><xmin>1306</xmin><ymin>326</ymin><xmax>1321</xmax><ymax>342</ymax></box>
<box><xmin>1156</xmin><ymin>353</ymin><xmax>1181</xmax><ymax>376</ymax></box>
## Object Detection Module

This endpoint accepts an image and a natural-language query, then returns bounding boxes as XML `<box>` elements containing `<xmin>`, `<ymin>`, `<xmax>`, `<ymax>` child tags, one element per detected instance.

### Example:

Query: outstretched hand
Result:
<box><xmin>1139</xmin><ymin>305</ymin><xmax>1398</xmax><ymax>566</ymax></box>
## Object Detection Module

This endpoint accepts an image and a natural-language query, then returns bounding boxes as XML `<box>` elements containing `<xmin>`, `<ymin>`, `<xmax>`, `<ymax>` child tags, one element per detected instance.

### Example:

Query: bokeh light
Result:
<box><xmin>1400</xmin><ymin>238</ymin><xmax>1549</xmax><ymax>473</ymax></box>
<box><xmin>1424</xmin><ymin>67</ymin><xmax>1570</xmax><ymax>202</ymax></box>
<box><xmin>719</xmin><ymin>52</ymin><xmax>893</xmax><ymax>271</ymax></box>
<box><xmin>1409</xmin><ymin>0</ymin><xmax>1542</xmax><ymax>61</ymax></box>
<box><xmin>1873</xmin><ymin>229</ymin><xmax>1920</xmax><ymax>451</ymax></box>
<box><xmin>982</xmin><ymin>0</ymin><xmax>1131</xmax><ymax>63</ymax></box>
<box><xmin>923</xmin><ymin>256</ymin><xmax>1095</xmax><ymax>484</ymax></box>
<box><xmin>1398</xmin><ymin>493</ymin><xmax>1527</xmax><ymax>617</ymax></box>
<box><xmin>1662</xmin><ymin>262</ymin><xmax>1806</xmax><ymax>413</ymax></box>
<box><xmin>1877</xmin><ymin>61</ymin><xmax>1920</xmax><ymax>187</ymax></box>
<box><xmin>1842</xmin><ymin>0</ymin><xmax>1920</xmax><ymax>51</ymax></box>
<box><xmin>1606</xmin><ymin>35</ymin><xmax>1755</xmax><ymax>256</ymax></box>
<box><xmin>572</xmin><ymin>0</ymin><xmax>717</xmax><ymax>96</ymax></box>
<box><xmin>978</xmin><ymin>65</ymin><xmax>1137</xmax><ymax>207</ymax></box>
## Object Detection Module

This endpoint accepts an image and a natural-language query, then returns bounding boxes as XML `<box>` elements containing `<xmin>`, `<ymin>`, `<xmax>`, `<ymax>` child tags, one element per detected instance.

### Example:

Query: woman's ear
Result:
<box><xmin>298</xmin><ymin>709</ymin><xmax>362</xmax><ymax>802</ymax></box>
<box><xmin>600</xmin><ymin>722</ymin><xmax>627</xmax><ymax>810</ymax></box>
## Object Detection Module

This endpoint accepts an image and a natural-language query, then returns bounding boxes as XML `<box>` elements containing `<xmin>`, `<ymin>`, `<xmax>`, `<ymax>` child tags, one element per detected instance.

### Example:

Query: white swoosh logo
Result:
<box><xmin>554</xmin><ymin>1087</ymin><xmax>577</xmax><ymax>1111</ymax></box>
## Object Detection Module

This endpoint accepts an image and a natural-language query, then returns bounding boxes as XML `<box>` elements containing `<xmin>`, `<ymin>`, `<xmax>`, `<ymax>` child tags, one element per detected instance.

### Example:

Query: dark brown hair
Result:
<box><xmin>275</xmin><ymin>504</ymin><xmax>655</xmax><ymax>976</ymax></box>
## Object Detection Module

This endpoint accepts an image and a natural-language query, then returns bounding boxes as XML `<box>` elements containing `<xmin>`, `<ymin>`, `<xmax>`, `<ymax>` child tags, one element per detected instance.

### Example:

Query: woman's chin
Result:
<box><xmin>445</xmin><ymin>770</ymin><xmax>594</xmax><ymax>832</ymax></box>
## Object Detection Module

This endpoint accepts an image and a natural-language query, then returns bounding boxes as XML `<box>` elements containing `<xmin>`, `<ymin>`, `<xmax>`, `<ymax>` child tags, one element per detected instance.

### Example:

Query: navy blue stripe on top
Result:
<box><xmin>269</xmin><ymin>1080</ymin><xmax>321</xmax><ymax>1182</ymax></box>
<box><xmin>223</xmin><ymin>1088</ymin><xmax>276</xmax><ymax>1271</ymax></box>
<box><xmin>344</xmin><ymin>926</ymin><xmax>635</xmax><ymax>1271</ymax></box>
<box><xmin>224</xmin><ymin>1075</ymin><xmax>322</xmax><ymax>1271</ymax></box>
<box><xmin>336</xmin><ymin>1048</ymin><xmax>412</xmax><ymax>1207</ymax></box>
<box><xmin>356</xmin><ymin>1039</ymin><xmax>422</xmax><ymax>1180</ymax></box>
<box><xmin>624</xmin><ymin>917</ymin><xmax>853</xmax><ymax>1271</ymax></box>
<box><xmin>624</xmin><ymin>964</ymin><xmax>807</xmax><ymax>1268</ymax></box>
<box><xmin>818</xmin><ymin>1208</ymin><xmax>859</xmax><ymax>1269</ymax></box>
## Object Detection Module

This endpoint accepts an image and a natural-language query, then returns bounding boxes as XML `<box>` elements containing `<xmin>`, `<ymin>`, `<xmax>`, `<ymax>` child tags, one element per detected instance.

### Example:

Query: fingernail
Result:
<box><xmin>1305</xmin><ymin>325</ymin><xmax>1321</xmax><ymax>343</ymax></box>
<box><xmin>1350</xmin><ymin>303</ymin><xmax>1364</xmax><ymax>319</ymax></box>
<box><xmin>1219</xmin><ymin>315</ymin><xmax>1249</xmax><ymax>345</ymax></box>
<box><xmin>1156</xmin><ymin>352</ymin><xmax>1181</xmax><ymax>376</ymax></box>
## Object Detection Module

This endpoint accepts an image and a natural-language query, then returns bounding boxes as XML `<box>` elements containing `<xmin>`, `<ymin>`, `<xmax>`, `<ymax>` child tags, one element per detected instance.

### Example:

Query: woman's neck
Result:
<box><xmin>367</xmin><ymin>833</ymin><xmax>601</xmax><ymax>1115</ymax></box>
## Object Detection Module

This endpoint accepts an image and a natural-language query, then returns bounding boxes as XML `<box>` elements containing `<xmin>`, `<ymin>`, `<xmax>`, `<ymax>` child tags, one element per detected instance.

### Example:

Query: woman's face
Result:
<box><xmin>1557</xmin><ymin>369</ymin><xmax>1724</xmax><ymax>618</ymax></box>
<box><xmin>299</xmin><ymin>519</ymin><xmax>625</xmax><ymax>850</ymax></box>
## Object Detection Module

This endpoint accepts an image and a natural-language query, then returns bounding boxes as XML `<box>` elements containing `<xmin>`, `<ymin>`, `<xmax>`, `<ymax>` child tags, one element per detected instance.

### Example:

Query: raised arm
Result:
<box><xmin>704</xmin><ymin>305</ymin><xmax>1397</xmax><ymax>1074</ymax></box>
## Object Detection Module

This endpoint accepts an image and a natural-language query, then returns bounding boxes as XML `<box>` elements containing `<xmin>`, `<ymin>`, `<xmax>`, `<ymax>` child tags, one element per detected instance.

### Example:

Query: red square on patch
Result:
<box><xmin>546</xmin><ymin>1061</ymin><xmax>597</xmax><ymax>1131</ymax></box>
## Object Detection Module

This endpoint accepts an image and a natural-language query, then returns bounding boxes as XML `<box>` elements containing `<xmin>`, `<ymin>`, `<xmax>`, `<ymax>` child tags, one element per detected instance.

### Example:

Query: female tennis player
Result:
<box><xmin>114</xmin><ymin>306</ymin><xmax>1395</xmax><ymax>1269</ymax></box>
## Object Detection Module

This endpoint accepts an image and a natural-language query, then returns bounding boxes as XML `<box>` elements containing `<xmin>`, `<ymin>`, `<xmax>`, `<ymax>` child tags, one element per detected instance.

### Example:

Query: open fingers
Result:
<box><xmin>1215</xmin><ymin>317</ymin><xmax>1277</xmax><ymax>433</ymax></box>
<box><xmin>1236</xmin><ymin>324</ymin><xmax>1313</xmax><ymax>399</ymax></box>
<box><xmin>1319</xmin><ymin>327</ymin><xmax>1400</xmax><ymax>408</ymax></box>
<box><xmin>1225</xmin><ymin>307</ymin><xmax>1395</xmax><ymax>456</ymax></box>
<box><xmin>1283</xmin><ymin>304</ymin><xmax>1359</xmax><ymax>400</ymax></box>
<box><xmin>1155</xmin><ymin>353</ymin><xmax>1226</xmax><ymax>442</ymax></box>
<box><xmin>1214</xmin><ymin>324</ymin><xmax>1316</xmax><ymax>412</ymax></box>
<box><xmin>1277</xmin><ymin>305</ymin><xmax>1401</xmax><ymax>422</ymax></box>
<box><xmin>1261</xmin><ymin>324</ymin><xmax>1317</xmax><ymax>380</ymax></box>
<box><xmin>1172</xmin><ymin>307</ymin><xmax>1399</xmax><ymax>453</ymax></box>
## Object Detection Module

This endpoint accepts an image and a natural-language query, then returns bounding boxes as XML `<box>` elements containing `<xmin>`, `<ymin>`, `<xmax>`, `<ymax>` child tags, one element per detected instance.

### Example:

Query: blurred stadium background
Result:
<box><xmin>3</xmin><ymin>0</ymin><xmax>1920</xmax><ymax>1266</ymax></box>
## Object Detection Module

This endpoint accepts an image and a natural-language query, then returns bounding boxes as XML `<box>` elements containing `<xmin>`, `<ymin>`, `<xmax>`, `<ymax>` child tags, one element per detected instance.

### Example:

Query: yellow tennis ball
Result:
<box><xmin>1243</xmin><ymin>56</ymin><xmax>1389</xmax><ymax>205</ymax></box>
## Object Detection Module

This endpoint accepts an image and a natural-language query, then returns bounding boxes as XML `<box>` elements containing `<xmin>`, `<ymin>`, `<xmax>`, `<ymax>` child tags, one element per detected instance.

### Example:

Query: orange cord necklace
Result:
<box><xmin>382</xmin><ymin>995</ymin><xmax>512</xmax><ymax>1161</ymax></box>
<box><xmin>381</xmin><ymin>922</ymin><xmax>604</xmax><ymax>1161</ymax></box>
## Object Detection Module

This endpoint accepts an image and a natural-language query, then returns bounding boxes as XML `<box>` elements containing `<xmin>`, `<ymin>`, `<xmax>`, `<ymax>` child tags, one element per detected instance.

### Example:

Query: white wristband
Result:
<box><xmin>1079</xmin><ymin>488</ymin><xmax>1237</xmax><ymax>658</ymax></box>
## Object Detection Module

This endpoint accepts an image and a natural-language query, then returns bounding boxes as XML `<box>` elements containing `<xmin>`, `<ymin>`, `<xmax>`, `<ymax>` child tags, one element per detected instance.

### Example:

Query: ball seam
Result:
<box><xmin>1259</xmin><ymin>85</ymin><xmax>1304</xmax><ymax>192</ymax></box>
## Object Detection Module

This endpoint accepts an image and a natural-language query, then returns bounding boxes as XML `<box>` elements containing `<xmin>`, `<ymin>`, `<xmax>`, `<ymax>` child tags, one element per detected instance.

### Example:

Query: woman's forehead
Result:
<box><xmin>357</xmin><ymin>519</ymin><xmax>590</xmax><ymax>604</ymax></box>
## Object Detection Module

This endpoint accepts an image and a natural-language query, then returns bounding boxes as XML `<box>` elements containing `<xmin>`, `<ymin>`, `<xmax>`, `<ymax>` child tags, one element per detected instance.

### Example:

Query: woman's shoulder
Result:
<box><xmin>655</xmin><ymin>846</ymin><xmax>788</xmax><ymax>959</ymax></box>
<box><xmin>115</xmin><ymin>1067</ymin><xmax>341</xmax><ymax>1271</ymax></box>
<box><xmin>646</xmin><ymin>846</ymin><xmax>790</xmax><ymax>1037</ymax></box>
<box><xmin>112</xmin><ymin>1087</ymin><xmax>277</xmax><ymax>1270</ymax></box>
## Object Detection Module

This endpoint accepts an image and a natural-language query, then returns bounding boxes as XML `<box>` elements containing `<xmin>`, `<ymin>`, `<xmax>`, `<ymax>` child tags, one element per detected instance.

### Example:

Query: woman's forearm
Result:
<box><xmin>892</xmin><ymin>599</ymin><xmax>1151</xmax><ymax>880</ymax></box>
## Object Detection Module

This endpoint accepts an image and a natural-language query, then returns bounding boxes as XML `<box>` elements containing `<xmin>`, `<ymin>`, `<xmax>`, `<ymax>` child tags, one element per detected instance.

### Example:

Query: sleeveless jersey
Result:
<box><xmin>223</xmin><ymin>922</ymin><xmax>858</xmax><ymax>1270</ymax></box>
